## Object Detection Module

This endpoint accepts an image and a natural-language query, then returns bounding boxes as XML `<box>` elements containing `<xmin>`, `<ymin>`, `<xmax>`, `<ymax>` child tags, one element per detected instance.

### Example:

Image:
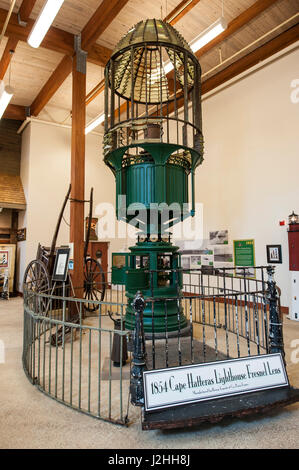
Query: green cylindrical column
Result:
<box><xmin>124</xmin><ymin>241</ymin><xmax>187</xmax><ymax>334</ymax></box>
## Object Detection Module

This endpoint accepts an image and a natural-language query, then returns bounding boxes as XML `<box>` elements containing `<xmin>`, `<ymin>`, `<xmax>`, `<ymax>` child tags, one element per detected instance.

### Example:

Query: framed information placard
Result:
<box><xmin>267</xmin><ymin>245</ymin><xmax>282</xmax><ymax>264</ymax></box>
<box><xmin>143</xmin><ymin>354</ymin><xmax>288</xmax><ymax>412</ymax></box>
<box><xmin>52</xmin><ymin>248</ymin><xmax>70</xmax><ymax>282</ymax></box>
<box><xmin>234</xmin><ymin>239</ymin><xmax>255</xmax><ymax>278</ymax></box>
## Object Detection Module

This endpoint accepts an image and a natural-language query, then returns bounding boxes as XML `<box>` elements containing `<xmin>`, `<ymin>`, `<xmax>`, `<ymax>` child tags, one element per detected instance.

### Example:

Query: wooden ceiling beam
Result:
<box><xmin>196</xmin><ymin>0</ymin><xmax>280</xmax><ymax>59</ymax></box>
<box><xmin>81</xmin><ymin>0</ymin><xmax>130</xmax><ymax>50</ymax></box>
<box><xmin>0</xmin><ymin>1</ymin><xmax>37</xmax><ymax>80</ymax></box>
<box><xmin>30</xmin><ymin>55</ymin><xmax>73</xmax><ymax>116</ymax></box>
<box><xmin>87</xmin><ymin>43</ymin><xmax>113</xmax><ymax>67</ymax></box>
<box><xmin>164</xmin><ymin>0</ymin><xmax>202</xmax><ymax>25</ymax></box>
<box><xmin>201</xmin><ymin>22</ymin><xmax>299</xmax><ymax>95</ymax></box>
<box><xmin>0</xmin><ymin>8</ymin><xmax>74</xmax><ymax>55</ymax></box>
<box><xmin>18</xmin><ymin>0</ymin><xmax>38</xmax><ymax>23</ymax></box>
<box><xmin>3</xmin><ymin>104</ymin><xmax>26</xmax><ymax>120</ymax></box>
<box><xmin>9</xmin><ymin>21</ymin><xmax>297</xmax><ymax>124</ymax></box>
<box><xmin>0</xmin><ymin>7</ymin><xmax>112</xmax><ymax>65</ymax></box>
<box><xmin>30</xmin><ymin>44</ymin><xmax>112</xmax><ymax>117</ymax></box>
<box><xmin>154</xmin><ymin>23</ymin><xmax>299</xmax><ymax>119</ymax></box>
<box><xmin>0</xmin><ymin>37</ymin><xmax>18</xmax><ymax>80</ymax></box>
<box><xmin>28</xmin><ymin>0</ymin><xmax>128</xmax><ymax>117</ymax></box>
<box><xmin>86</xmin><ymin>78</ymin><xmax>105</xmax><ymax>106</ymax></box>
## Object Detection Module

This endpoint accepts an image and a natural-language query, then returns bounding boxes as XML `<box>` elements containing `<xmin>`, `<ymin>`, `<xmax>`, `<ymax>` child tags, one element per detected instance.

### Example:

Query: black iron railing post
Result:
<box><xmin>267</xmin><ymin>266</ymin><xmax>285</xmax><ymax>360</ymax></box>
<box><xmin>130</xmin><ymin>291</ymin><xmax>147</xmax><ymax>407</ymax></box>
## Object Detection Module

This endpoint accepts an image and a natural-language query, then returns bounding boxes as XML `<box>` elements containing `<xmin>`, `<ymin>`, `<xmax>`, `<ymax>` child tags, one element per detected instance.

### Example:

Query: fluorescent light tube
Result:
<box><xmin>190</xmin><ymin>17</ymin><xmax>227</xmax><ymax>53</ymax></box>
<box><xmin>85</xmin><ymin>113</ymin><xmax>105</xmax><ymax>135</ymax></box>
<box><xmin>28</xmin><ymin>0</ymin><xmax>65</xmax><ymax>48</ymax></box>
<box><xmin>0</xmin><ymin>82</ymin><xmax>14</xmax><ymax>119</ymax></box>
<box><xmin>162</xmin><ymin>17</ymin><xmax>227</xmax><ymax>76</ymax></box>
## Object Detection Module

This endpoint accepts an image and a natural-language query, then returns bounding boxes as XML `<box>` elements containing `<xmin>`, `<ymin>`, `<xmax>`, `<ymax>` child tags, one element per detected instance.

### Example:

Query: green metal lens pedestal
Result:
<box><xmin>124</xmin><ymin>239</ymin><xmax>187</xmax><ymax>335</ymax></box>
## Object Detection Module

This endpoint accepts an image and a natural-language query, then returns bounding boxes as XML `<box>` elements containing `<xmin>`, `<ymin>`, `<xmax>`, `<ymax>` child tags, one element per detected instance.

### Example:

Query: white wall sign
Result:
<box><xmin>143</xmin><ymin>354</ymin><xmax>288</xmax><ymax>412</ymax></box>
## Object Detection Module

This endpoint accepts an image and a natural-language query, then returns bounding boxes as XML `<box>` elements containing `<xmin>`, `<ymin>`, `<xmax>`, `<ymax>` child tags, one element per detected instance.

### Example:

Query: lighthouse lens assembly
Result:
<box><xmin>105</xmin><ymin>19</ymin><xmax>203</xmax><ymax>334</ymax></box>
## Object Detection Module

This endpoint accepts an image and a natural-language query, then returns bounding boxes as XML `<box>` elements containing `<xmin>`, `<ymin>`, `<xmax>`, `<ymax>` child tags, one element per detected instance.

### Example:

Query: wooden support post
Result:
<box><xmin>70</xmin><ymin>46</ymin><xmax>87</xmax><ymax>298</ymax></box>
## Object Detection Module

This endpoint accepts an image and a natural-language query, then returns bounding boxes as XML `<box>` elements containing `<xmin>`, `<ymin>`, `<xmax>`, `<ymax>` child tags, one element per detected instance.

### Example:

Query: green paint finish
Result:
<box><xmin>112</xmin><ymin>241</ymin><xmax>187</xmax><ymax>333</ymax></box>
<box><xmin>123</xmin><ymin>162</ymin><xmax>188</xmax><ymax>210</ymax></box>
<box><xmin>106</xmin><ymin>141</ymin><xmax>203</xmax><ymax>333</ymax></box>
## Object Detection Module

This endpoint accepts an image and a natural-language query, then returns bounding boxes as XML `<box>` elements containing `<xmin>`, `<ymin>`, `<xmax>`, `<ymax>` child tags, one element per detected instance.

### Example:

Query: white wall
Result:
<box><xmin>18</xmin><ymin>124</ymin><xmax>30</xmax><ymax>291</ymax></box>
<box><xmin>18</xmin><ymin>44</ymin><xmax>299</xmax><ymax>307</ymax></box>
<box><xmin>197</xmin><ymin>45</ymin><xmax>299</xmax><ymax>307</ymax></box>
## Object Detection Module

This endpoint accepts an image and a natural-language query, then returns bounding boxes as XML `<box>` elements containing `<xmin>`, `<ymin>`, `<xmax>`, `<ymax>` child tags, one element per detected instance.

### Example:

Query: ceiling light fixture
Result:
<box><xmin>189</xmin><ymin>16</ymin><xmax>227</xmax><ymax>53</ymax></box>
<box><xmin>163</xmin><ymin>16</ymin><xmax>227</xmax><ymax>75</ymax></box>
<box><xmin>28</xmin><ymin>0</ymin><xmax>65</xmax><ymax>49</ymax></box>
<box><xmin>0</xmin><ymin>81</ymin><xmax>14</xmax><ymax>119</ymax></box>
<box><xmin>85</xmin><ymin>113</ymin><xmax>105</xmax><ymax>135</ymax></box>
<box><xmin>0</xmin><ymin>49</ymin><xmax>15</xmax><ymax>120</ymax></box>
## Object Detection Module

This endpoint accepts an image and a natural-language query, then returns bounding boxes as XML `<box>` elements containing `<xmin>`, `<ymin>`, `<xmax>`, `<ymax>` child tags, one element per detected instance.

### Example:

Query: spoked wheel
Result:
<box><xmin>23</xmin><ymin>259</ymin><xmax>51</xmax><ymax>314</ymax></box>
<box><xmin>84</xmin><ymin>258</ymin><xmax>106</xmax><ymax>312</ymax></box>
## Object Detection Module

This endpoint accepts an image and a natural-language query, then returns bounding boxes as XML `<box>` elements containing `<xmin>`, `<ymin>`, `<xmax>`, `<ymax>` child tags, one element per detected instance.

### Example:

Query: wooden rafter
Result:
<box><xmin>164</xmin><ymin>0</ymin><xmax>202</xmax><ymax>25</ymax></box>
<box><xmin>201</xmin><ymin>23</ymin><xmax>299</xmax><ymax>95</ymax></box>
<box><xmin>18</xmin><ymin>0</ymin><xmax>37</xmax><ymax>23</ymax></box>
<box><xmin>153</xmin><ymin>23</ymin><xmax>299</xmax><ymax>118</ymax></box>
<box><xmin>6</xmin><ymin>20</ymin><xmax>297</xmax><ymax>123</ymax></box>
<box><xmin>30</xmin><ymin>55</ymin><xmax>73</xmax><ymax>116</ymax></box>
<box><xmin>0</xmin><ymin>7</ymin><xmax>73</xmax><ymax>55</ymax></box>
<box><xmin>196</xmin><ymin>0</ymin><xmax>280</xmax><ymax>58</ymax></box>
<box><xmin>0</xmin><ymin>37</ymin><xmax>18</xmax><ymax>80</ymax></box>
<box><xmin>81</xmin><ymin>0</ymin><xmax>130</xmax><ymax>50</ymax></box>
<box><xmin>0</xmin><ymin>0</ymin><xmax>37</xmax><ymax>80</ymax></box>
<box><xmin>0</xmin><ymin>7</ymin><xmax>112</xmax><ymax>66</ymax></box>
<box><xmin>3</xmin><ymin>104</ymin><xmax>26</xmax><ymax>120</ymax></box>
<box><xmin>86</xmin><ymin>79</ymin><xmax>105</xmax><ymax>106</ymax></box>
<box><xmin>29</xmin><ymin>0</ymin><xmax>129</xmax><ymax>117</ymax></box>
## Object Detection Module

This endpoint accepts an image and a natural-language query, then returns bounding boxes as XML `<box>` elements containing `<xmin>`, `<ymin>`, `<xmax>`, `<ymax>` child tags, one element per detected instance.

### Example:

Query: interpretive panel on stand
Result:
<box><xmin>143</xmin><ymin>354</ymin><xmax>288</xmax><ymax>412</ymax></box>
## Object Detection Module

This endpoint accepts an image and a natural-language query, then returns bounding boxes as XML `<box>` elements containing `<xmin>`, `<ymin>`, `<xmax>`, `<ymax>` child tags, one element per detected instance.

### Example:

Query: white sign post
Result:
<box><xmin>143</xmin><ymin>354</ymin><xmax>288</xmax><ymax>412</ymax></box>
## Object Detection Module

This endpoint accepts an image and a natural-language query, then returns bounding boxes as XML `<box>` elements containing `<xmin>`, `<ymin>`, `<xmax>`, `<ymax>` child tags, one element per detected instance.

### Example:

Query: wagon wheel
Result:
<box><xmin>84</xmin><ymin>258</ymin><xmax>106</xmax><ymax>312</ymax></box>
<box><xmin>23</xmin><ymin>259</ymin><xmax>51</xmax><ymax>314</ymax></box>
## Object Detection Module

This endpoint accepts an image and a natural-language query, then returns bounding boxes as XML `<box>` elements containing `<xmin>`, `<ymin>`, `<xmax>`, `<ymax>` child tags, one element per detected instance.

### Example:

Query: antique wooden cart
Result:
<box><xmin>23</xmin><ymin>185</ymin><xmax>106</xmax><ymax>312</ymax></box>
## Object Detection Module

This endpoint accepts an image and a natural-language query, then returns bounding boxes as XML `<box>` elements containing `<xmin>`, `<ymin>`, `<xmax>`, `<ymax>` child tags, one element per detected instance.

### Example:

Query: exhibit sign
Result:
<box><xmin>52</xmin><ymin>248</ymin><xmax>70</xmax><ymax>282</ymax></box>
<box><xmin>234</xmin><ymin>239</ymin><xmax>255</xmax><ymax>278</ymax></box>
<box><xmin>143</xmin><ymin>354</ymin><xmax>288</xmax><ymax>412</ymax></box>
